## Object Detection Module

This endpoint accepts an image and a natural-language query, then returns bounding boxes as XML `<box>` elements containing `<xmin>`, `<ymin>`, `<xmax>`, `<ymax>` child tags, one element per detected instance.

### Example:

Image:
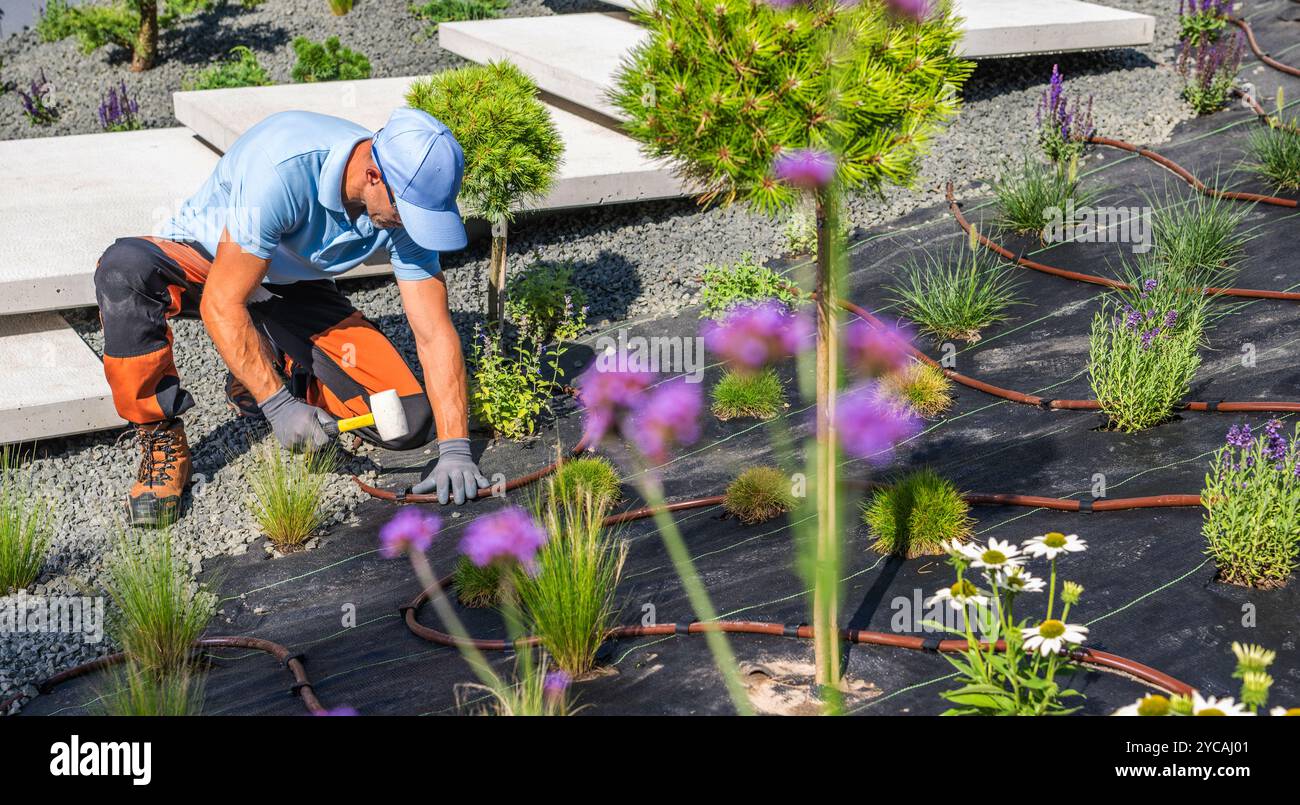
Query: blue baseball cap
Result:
<box><xmin>372</xmin><ymin>107</ymin><xmax>467</xmax><ymax>251</ymax></box>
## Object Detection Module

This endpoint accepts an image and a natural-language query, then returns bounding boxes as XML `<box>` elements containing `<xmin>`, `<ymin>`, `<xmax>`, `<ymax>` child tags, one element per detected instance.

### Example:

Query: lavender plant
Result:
<box><xmin>930</xmin><ymin>533</ymin><xmax>1089</xmax><ymax>715</ymax></box>
<box><xmin>1178</xmin><ymin>31</ymin><xmax>1243</xmax><ymax>115</ymax></box>
<box><xmin>1088</xmin><ymin>281</ymin><xmax>1204</xmax><ymax>432</ymax></box>
<box><xmin>12</xmin><ymin>69</ymin><xmax>58</xmax><ymax>126</ymax></box>
<box><xmin>97</xmin><ymin>80</ymin><xmax>140</xmax><ymax>131</ymax></box>
<box><xmin>1036</xmin><ymin>64</ymin><xmax>1095</xmax><ymax>165</ymax></box>
<box><xmin>1202</xmin><ymin>421</ymin><xmax>1300</xmax><ymax>588</ymax></box>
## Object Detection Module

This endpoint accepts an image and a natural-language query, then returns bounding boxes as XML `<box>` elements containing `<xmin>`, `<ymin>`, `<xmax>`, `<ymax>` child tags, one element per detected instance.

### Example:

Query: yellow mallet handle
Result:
<box><xmin>335</xmin><ymin>412</ymin><xmax>376</xmax><ymax>434</ymax></box>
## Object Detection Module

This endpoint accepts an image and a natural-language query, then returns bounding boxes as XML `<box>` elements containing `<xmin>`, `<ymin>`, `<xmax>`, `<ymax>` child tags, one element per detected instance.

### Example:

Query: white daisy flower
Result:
<box><xmin>1270</xmin><ymin>706</ymin><xmax>1300</xmax><ymax>716</ymax></box>
<box><xmin>1022</xmin><ymin>531</ymin><xmax>1087</xmax><ymax>559</ymax></box>
<box><xmin>1191</xmin><ymin>692</ymin><xmax>1253</xmax><ymax>716</ymax></box>
<box><xmin>997</xmin><ymin>565</ymin><xmax>1045</xmax><ymax>593</ymax></box>
<box><xmin>966</xmin><ymin>538</ymin><xmax>1024</xmax><ymax>571</ymax></box>
<box><xmin>1113</xmin><ymin>694</ymin><xmax>1171</xmax><ymax>716</ymax></box>
<box><xmin>939</xmin><ymin>539</ymin><xmax>969</xmax><ymax>559</ymax></box>
<box><xmin>1021</xmin><ymin>619</ymin><xmax>1088</xmax><ymax>656</ymax></box>
<box><xmin>925</xmin><ymin>578</ymin><xmax>989</xmax><ymax>612</ymax></box>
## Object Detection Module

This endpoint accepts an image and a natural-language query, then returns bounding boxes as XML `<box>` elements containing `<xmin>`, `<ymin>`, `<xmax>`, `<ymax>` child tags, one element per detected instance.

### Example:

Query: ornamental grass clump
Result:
<box><xmin>0</xmin><ymin>447</ymin><xmax>51</xmax><ymax>594</ymax></box>
<box><xmin>887</xmin><ymin>237</ymin><xmax>1021</xmax><ymax>343</ymax></box>
<box><xmin>862</xmin><ymin>468</ymin><xmax>972</xmax><ymax>558</ymax></box>
<box><xmin>711</xmin><ymin>367</ymin><xmax>785</xmax><ymax>421</ymax></box>
<box><xmin>182</xmin><ymin>46</ymin><xmax>271</xmax><ymax>91</ymax></box>
<box><xmin>453</xmin><ymin>555</ymin><xmax>501</xmax><ymax>608</ymax></box>
<box><xmin>291</xmin><ymin>36</ymin><xmax>371</xmax><ymax>83</ymax></box>
<box><xmin>105</xmin><ymin>528</ymin><xmax>215</xmax><ymax>675</ymax></box>
<box><xmin>932</xmin><ymin>532</ymin><xmax>1089</xmax><ymax>715</ymax></box>
<box><xmin>1088</xmin><ymin>277</ymin><xmax>1204</xmax><ymax>432</ymax></box>
<box><xmin>1147</xmin><ymin>189</ymin><xmax>1252</xmax><ymax>281</ymax></box>
<box><xmin>98</xmin><ymin>659</ymin><xmax>205</xmax><ymax>716</ymax></box>
<box><xmin>882</xmin><ymin>362</ymin><xmax>953</xmax><ymax>418</ymax></box>
<box><xmin>1202</xmin><ymin>420</ymin><xmax>1300</xmax><ymax>588</ymax></box>
<box><xmin>407</xmin><ymin>63</ymin><xmax>563</xmax><ymax>324</ymax></box>
<box><xmin>551</xmin><ymin>456</ymin><xmax>622</xmax><ymax>511</ymax></box>
<box><xmin>1036</xmin><ymin>64</ymin><xmax>1094</xmax><ymax>165</ymax></box>
<box><xmin>699</xmin><ymin>256</ymin><xmax>800</xmax><ymax>321</ymax></box>
<box><xmin>246</xmin><ymin>442</ymin><xmax>336</xmax><ymax>551</ymax></box>
<box><xmin>1247</xmin><ymin>93</ymin><xmax>1300</xmax><ymax>192</ymax></box>
<box><xmin>515</xmin><ymin>484</ymin><xmax>627</xmax><ymax>677</ymax></box>
<box><xmin>723</xmin><ymin>466</ymin><xmax>796</xmax><ymax>525</ymax></box>
<box><xmin>992</xmin><ymin>155</ymin><xmax>1099</xmax><ymax>239</ymax></box>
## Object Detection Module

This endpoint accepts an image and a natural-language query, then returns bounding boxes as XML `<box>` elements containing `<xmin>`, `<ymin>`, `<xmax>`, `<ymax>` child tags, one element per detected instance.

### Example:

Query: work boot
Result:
<box><xmin>127</xmin><ymin>419</ymin><xmax>192</xmax><ymax>527</ymax></box>
<box><xmin>225</xmin><ymin>372</ymin><xmax>265</xmax><ymax>420</ymax></box>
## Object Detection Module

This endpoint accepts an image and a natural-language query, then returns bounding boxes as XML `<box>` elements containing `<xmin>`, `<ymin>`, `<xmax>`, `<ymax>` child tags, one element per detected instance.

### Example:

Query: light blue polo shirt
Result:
<box><xmin>159</xmin><ymin>110</ymin><xmax>442</xmax><ymax>284</ymax></box>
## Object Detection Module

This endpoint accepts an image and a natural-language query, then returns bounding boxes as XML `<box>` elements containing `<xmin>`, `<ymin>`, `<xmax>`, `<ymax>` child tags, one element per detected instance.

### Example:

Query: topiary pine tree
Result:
<box><xmin>614</xmin><ymin>0</ymin><xmax>970</xmax><ymax>693</ymax></box>
<box><xmin>407</xmin><ymin>62</ymin><xmax>565</xmax><ymax>325</ymax></box>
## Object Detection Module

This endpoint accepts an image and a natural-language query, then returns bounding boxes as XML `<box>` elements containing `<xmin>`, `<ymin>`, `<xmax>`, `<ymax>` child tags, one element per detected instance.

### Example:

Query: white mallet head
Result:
<box><xmin>369</xmin><ymin>389</ymin><xmax>410</xmax><ymax>442</ymax></box>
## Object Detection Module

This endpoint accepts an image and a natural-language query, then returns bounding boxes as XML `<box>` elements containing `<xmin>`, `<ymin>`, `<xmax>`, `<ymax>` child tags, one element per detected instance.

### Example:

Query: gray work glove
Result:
<box><xmin>258</xmin><ymin>387</ymin><xmax>334</xmax><ymax>452</ymax></box>
<box><xmin>413</xmin><ymin>437</ymin><xmax>490</xmax><ymax>504</ymax></box>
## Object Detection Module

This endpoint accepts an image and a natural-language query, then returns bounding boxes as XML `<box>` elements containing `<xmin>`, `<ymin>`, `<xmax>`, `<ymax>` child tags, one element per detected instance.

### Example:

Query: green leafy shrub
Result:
<box><xmin>723</xmin><ymin>466</ymin><xmax>796</xmax><ymax>525</ymax></box>
<box><xmin>469</xmin><ymin>298</ymin><xmax>585</xmax><ymax>440</ymax></box>
<box><xmin>882</xmin><ymin>362</ymin><xmax>954</xmax><ymax>418</ymax></box>
<box><xmin>1088</xmin><ymin>280</ymin><xmax>1204</xmax><ymax>432</ymax></box>
<box><xmin>515</xmin><ymin>487</ymin><xmax>627</xmax><ymax>676</ymax></box>
<box><xmin>0</xmin><ymin>447</ymin><xmax>51</xmax><ymax>594</ymax></box>
<box><xmin>992</xmin><ymin>156</ymin><xmax>1100</xmax><ymax>239</ymax></box>
<box><xmin>98</xmin><ymin>660</ymin><xmax>205</xmax><ymax>716</ymax></box>
<box><xmin>182</xmin><ymin>46</ymin><xmax>271</xmax><ymax>91</ymax></box>
<box><xmin>1203</xmin><ymin>420</ymin><xmax>1300</xmax><ymax>588</ymax></box>
<box><xmin>505</xmin><ymin>262</ymin><xmax>587</xmax><ymax>342</ymax></box>
<box><xmin>453</xmin><ymin>555</ymin><xmax>502</xmax><ymax>608</ymax></box>
<box><xmin>551</xmin><ymin>456</ymin><xmax>622</xmax><ymax>511</ymax></box>
<box><xmin>407</xmin><ymin>62</ymin><xmax>564</xmax><ymax>323</ymax></box>
<box><xmin>1247</xmin><ymin>117</ymin><xmax>1300</xmax><ymax>192</ymax></box>
<box><xmin>888</xmin><ymin>239</ymin><xmax>1021</xmax><ymax>343</ymax></box>
<box><xmin>291</xmin><ymin>36</ymin><xmax>372</xmax><ymax>83</ymax></box>
<box><xmin>1148</xmin><ymin>190</ymin><xmax>1251</xmax><ymax>280</ymax></box>
<box><xmin>411</xmin><ymin>0</ymin><xmax>507</xmax><ymax>31</ymax></box>
<box><xmin>862</xmin><ymin>468</ymin><xmax>972</xmax><ymax>558</ymax></box>
<box><xmin>711</xmin><ymin>367</ymin><xmax>784</xmax><ymax>421</ymax></box>
<box><xmin>246</xmin><ymin>442</ymin><xmax>336</xmax><ymax>551</ymax></box>
<box><xmin>105</xmin><ymin>528</ymin><xmax>215</xmax><ymax>675</ymax></box>
<box><xmin>699</xmin><ymin>255</ymin><xmax>800</xmax><ymax>321</ymax></box>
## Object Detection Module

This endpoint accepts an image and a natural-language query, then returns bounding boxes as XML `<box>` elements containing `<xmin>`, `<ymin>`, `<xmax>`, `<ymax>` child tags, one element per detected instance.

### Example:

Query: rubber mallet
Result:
<box><xmin>322</xmin><ymin>389</ymin><xmax>410</xmax><ymax>442</ymax></box>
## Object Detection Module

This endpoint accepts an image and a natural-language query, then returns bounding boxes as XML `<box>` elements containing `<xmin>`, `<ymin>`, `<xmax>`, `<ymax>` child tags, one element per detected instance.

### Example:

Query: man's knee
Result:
<box><xmin>94</xmin><ymin>238</ymin><xmax>160</xmax><ymax>304</ymax></box>
<box><xmin>370</xmin><ymin>394</ymin><xmax>433</xmax><ymax>451</ymax></box>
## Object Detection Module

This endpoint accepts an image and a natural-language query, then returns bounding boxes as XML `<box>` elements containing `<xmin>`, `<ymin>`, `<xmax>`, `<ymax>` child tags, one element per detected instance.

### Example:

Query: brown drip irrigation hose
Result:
<box><xmin>1230</xmin><ymin>16</ymin><xmax>1300</xmax><ymax>79</ymax></box>
<box><xmin>1084</xmin><ymin>138</ymin><xmax>1298</xmax><ymax>208</ymax></box>
<box><xmin>1</xmin><ymin>636</ymin><xmax>325</xmax><ymax>716</ymax></box>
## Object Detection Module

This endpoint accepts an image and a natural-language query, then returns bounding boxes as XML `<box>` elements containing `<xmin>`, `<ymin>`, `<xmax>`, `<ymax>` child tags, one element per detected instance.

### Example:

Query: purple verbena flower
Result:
<box><xmin>576</xmin><ymin>365</ymin><xmax>655</xmax><ymax>444</ymax></box>
<box><xmin>771</xmin><ymin>148</ymin><xmax>837</xmax><ymax>190</ymax></box>
<box><xmin>460</xmin><ymin>506</ymin><xmax>548</xmax><ymax>574</ymax></box>
<box><xmin>314</xmin><ymin>706</ymin><xmax>359</xmax><ymax>716</ymax></box>
<box><xmin>701</xmin><ymin>300</ymin><xmax>812</xmax><ymax>372</ymax></box>
<box><xmin>627</xmin><ymin>378</ymin><xmax>703</xmax><ymax>464</ymax></box>
<box><xmin>543</xmin><ymin>670</ymin><xmax>571</xmax><ymax>698</ymax></box>
<box><xmin>379</xmin><ymin>508</ymin><xmax>441</xmax><ymax>558</ymax></box>
<box><xmin>884</xmin><ymin>0</ymin><xmax>932</xmax><ymax>21</ymax></box>
<box><xmin>834</xmin><ymin>384</ymin><xmax>921</xmax><ymax>462</ymax></box>
<box><xmin>844</xmin><ymin>319</ymin><xmax>913</xmax><ymax>379</ymax></box>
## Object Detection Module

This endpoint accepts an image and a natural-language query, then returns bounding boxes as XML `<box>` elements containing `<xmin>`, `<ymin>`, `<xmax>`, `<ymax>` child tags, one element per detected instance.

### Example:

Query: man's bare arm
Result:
<box><xmin>199</xmin><ymin>233</ymin><xmax>282</xmax><ymax>403</ymax></box>
<box><xmin>397</xmin><ymin>274</ymin><xmax>468</xmax><ymax>440</ymax></box>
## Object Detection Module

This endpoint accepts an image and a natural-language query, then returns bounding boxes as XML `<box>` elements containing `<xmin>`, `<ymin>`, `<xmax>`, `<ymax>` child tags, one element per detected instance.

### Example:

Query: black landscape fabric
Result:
<box><xmin>23</xmin><ymin>10</ymin><xmax>1300</xmax><ymax>716</ymax></box>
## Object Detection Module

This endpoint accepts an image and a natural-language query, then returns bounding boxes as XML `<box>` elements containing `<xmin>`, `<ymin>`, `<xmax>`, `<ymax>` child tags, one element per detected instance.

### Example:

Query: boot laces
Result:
<box><xmin>135</xmin><ymin>425</ymin><xmax>180</xmax><ymax>487</ymax></box>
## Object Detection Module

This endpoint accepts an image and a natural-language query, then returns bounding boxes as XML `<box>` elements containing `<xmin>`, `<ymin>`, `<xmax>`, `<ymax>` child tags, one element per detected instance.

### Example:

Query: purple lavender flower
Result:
<box><xmin>1143</xmin><ymin>279</ymin><xmax>1159</xmax><ymax>292</ymax></box>
<box><xmin>543</xmin><ymin>671</ymin><xmax>571</xmax><ymax>698</ymax></box>
<box><xmin>628</xmin><ymin>378</ymin><xmax>703</xmax><ymax>464</ymax></box>
<box><xmin>461</xmin><ymin>506</ymin><xmax>548</xmax><ymax>573</ymax></box>
<box><xmin>844</xmin><ymin>318</ymin><xmax>913</xmax><ymax>379</ymax></box>
<box><xmin>771</xmin><ymin>148</ymin><xmax>837</xmax><ymax>190</ymax></box>
<box><xmin>379</xmin><ymin>508</ymin><xmax>441</xmax><ymax>558</ymax></box>
<box><xmin>1265</xmin><ymin>419</ymin><xmax>1288</xmax><ymax>468</ymax></box>
<box><xmin>1036</xmin><ymin>65</ymin><xmax>1095</xmax><ymax>160</ymax></box>
<box><xmin>701</xmin><ymin>300</ymin><xmax>812</xmax><ymax>372</ymax></box>
<box><xmin>576</xmin><ymin>365</ymin><xmax>655</xmax><ymax>444</ymax></box>
<box><xmin>1226</xmin><ymin>423</ymin><xmax>1253</xmax><ymax>449</ymax></box>
<box><xmin>1163</xmin><ymin>310</ymin><xmax>1179</xmax><ymax>329</ymax></box>
<box><xmin>834</xmin><ymin>384</ymin><xmax>921</xmax><ymax>462</ymax></box>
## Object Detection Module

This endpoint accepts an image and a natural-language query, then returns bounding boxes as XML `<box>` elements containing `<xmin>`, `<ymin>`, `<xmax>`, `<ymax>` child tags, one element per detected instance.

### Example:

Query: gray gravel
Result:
<box><xmin>1</xmin><ymin>0</ymin><xmax>1194</xmax><ymax>711</ymax></box>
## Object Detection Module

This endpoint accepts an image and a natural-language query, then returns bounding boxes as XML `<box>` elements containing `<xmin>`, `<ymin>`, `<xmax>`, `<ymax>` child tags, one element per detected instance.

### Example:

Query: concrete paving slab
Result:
<box><xmin>954</xmin><ymin>0</ymin><xmax>1154</xmax><ymax>58</ymax></box>
<box><xmin>0</xmin><ymin>312</ymin><xmax>122</xmax><ymax>444</ymax></box>
<box><xmin>0</xmin><ymin>128</ymin><xmax>219</xmax><ymax>314</ymax></box>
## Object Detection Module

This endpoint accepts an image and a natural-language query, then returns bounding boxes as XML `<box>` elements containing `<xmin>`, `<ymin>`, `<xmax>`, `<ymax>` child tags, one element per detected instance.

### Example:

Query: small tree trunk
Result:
<box><xmin>812</xmin><ymin>189</ymin><xmax>842</xmax><ymax>692</ymax></box>
<box><xmin>131</xmin><ymin>1</ymin><xmax>158</xmax><ymax>72</ymax></box>
<box><xmin>486</xmin><ymin>219</ymin><xmax>508</xmax><ymax>326</ymax></box>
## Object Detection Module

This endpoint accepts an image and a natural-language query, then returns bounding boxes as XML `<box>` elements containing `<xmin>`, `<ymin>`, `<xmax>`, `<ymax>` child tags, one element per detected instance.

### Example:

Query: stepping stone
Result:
<box><xmin>0</xmin><ymin>128</ymin><xmax>219</xmax><ymax>314</ymax></box>
<box><xmin>441</xmin><ymin>4</ymin><xmax>1154</xmax><ymax>116</ymax></box>
<box><xmin>0</xmin><ymin>312</ymin><xmax>122</xmax><ymax>444</ymax></box>
<box><xmin>171</xmin><ymin>76</ymin><xmax>687</xmax><ymax>213</ymax></box>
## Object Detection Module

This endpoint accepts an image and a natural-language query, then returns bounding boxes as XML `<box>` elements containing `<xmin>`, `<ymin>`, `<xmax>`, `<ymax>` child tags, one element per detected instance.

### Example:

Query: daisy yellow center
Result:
<box><xmin>981</xmin><ymin>549</ymin><xmax>1006</xmax><ymax>564</ymax></box>
<box><xmin>1196</xmin><ymin>708</ymin><xmax>1226</xmax><ymax>716</ymax></box>
<box><xmin>1039</xmin><ymin>619</ymin><xmax>1066</xmax><ymax>639</ymax></box>
<box><xmin>1043</xmin><ymin>532</ymin><xmax>1067</xmax><ymax>548</ymax></box>
<box><xmin>951</xmin><ymin>579</ymin><xmax>977</xmax><ymax>598</ymax></box>
<box><xmin>1284</xmin><ymin>708</ymin><xmax>1300</xmax><ymax>716</ymax></box>
<box><xmin>1136</xmin><ymin>695</ymin><xmax>1170</xmax><ymax>716</ymax></box>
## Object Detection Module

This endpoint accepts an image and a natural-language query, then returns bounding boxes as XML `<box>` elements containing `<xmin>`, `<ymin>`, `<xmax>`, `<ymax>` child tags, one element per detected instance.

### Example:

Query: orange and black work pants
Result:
<box><xmin>93</xmin><ymin>236</ymin><xmax>433</xmax><ymax>450</ymax></box>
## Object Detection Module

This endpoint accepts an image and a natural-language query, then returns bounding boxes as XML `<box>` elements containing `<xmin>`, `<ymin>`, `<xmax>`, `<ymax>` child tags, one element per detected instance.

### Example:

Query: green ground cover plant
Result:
<box><xmin>0</xmin><ymin>447</ymin><xmax>51</xmax><ymax>594</ymax></box>
<box><xmin>862</xmin><ymin>468</ymin><xmax>972</xmax><ymax>558</ymax></box>
<box><xmin>505</xmin><ymin>261</ymin><xmax>588</xmax><ymax>342</ymax></box>
<box><xmin>991</xmin><ymin>156</ymin><xmax>1099</xmax><ymax>239</ymax></box>
<box><xmin>182</xmin><ymin>46</ymin><xmax>271</xmax><ymax>90</ymax></box>
<box><xmin>723</xmin><ymin>466</ymin><xmax>797</xmax><ymax>525</ymax></box>
<box><xmin>291</xmin><ymin>36</ymin><xmax>371</xmax><ymax>83</ymax></box>
<box><xmin>882</xmin><ymin>362</ymin><xmax>954</xmax><ymax>418</ymax></box>
<box><xmin>711</xmin><ymin>367</ymin><xmax>784</xmax><ymax>421</ymax></box>
<box><xmin>246</xmin><ymin>442</ymin><xmax>336</xmax><ymax>551</ymax></box>
<box><xmin>888</xmin><ymin>236</ymin><xmax>1021</xmax><ymax>343</ymax></box>
<box><xmin>410</xmin><ymin>0</ymin><xmax>508</xmax><ymax>32</ymax></box>
<box><xmin>1203</xmin><ymin>420</ymin><xmax>1300</xmax><ymax>588</ymax></box>
<box><xmin>408</xmin><ymin>63</ymin><xmax>563</xmax><ymax>323</ymax></box>
<box><xmin>699</xmin><ymin>256</ymin><xmax>800</xmax><ymax>321</ymax></box>
<box><xmin>551</xmin><ymin>456</ymin><xmax>622</xmax><ymax>511</ymax></box>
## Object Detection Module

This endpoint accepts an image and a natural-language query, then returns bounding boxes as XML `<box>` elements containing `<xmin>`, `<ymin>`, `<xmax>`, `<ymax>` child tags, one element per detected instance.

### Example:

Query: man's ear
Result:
<box><xmin>365</xmin><ymin>165</ymin><xmax>384</xmax><ymax>187</ymax></box>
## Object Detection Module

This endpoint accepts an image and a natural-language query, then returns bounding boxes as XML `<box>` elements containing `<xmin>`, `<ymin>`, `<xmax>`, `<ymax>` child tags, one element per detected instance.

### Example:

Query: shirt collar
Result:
<box><xmin>317</xmin><ymin>132</ymin><xmax>373</xmax><ymax>213</ymax></box>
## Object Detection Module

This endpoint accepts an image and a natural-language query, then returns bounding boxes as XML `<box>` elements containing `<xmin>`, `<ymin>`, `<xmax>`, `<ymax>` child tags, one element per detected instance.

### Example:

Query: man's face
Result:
<box><xmin>363</xmin><ymin>166</ymin><xmax>404</xmax><ymax>229</ymax></box>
